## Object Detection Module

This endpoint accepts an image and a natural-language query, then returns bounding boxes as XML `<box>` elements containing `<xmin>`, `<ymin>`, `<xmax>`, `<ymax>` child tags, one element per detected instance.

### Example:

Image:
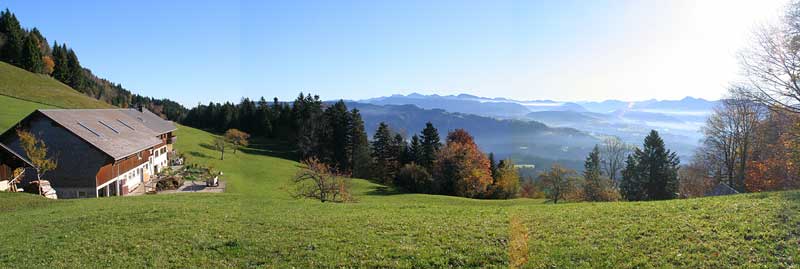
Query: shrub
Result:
<box><xmin>519</xmin><ymin>180</ymin><xmax>545</xmax><ymax>199</ymax></box>
<box><xmin>292</xmin><ymin>157</ymin><xmax>354</xmax><ymax>203</ymax></box>
<box><xmin>395</xmin><ymin>163</ymin><xmax>433</xmax><ymax>193</ymax></box>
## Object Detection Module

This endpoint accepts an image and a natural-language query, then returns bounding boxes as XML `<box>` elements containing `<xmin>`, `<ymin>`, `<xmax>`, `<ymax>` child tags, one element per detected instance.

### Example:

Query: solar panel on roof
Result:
<box><xmin>76</xmin><ymin>121</ymin><xmax>102</xmax><ymax>137</ymax></box>
<box><xmin>116</xmin><ymin>119</ymin><xmax>136</xmax><ymax>130</ymax></box>
<box><xmin>98</xmin><ymin>120</ymin><xmax>120</xmax><ymax>134</ymax></box>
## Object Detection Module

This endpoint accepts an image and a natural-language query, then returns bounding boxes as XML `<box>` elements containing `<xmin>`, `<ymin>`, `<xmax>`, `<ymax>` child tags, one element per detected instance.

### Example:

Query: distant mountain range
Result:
<box><xmin>360</xmin><ymin>93</ymin><xmax>717</xmax><ymax>116</ymax></box>
<box><xmin>345</xmin><ymin>102</ymin><xmax>599</xmax><ymax>166</ymax></box>
<box><xmin>355</xmin><ymin>93</ymin><xmax>718</xmax><ymax>168</ymax></box>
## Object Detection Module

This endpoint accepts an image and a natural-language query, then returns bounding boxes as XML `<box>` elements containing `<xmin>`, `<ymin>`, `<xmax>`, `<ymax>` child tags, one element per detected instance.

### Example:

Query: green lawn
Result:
<box><xmin>0</xmin><ymin>124</ymin><xmax>798</xmax><ymax>268</ymax></box>
<box><xmin>0</xmin><ymin>94</ymin><xmax>55</xmax><ymax>132</ymax></box>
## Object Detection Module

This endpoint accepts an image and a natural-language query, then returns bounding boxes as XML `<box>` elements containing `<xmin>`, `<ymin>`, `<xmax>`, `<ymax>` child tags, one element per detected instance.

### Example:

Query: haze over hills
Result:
<box><xmin>345</xmin><ymin>102</ymin><xmax>599</xmax><ymax>170</ymax></box>
<box><xmin>358</xmin><ymin>93</ymin><xmax>718</xmax><ymax>162</ymax></box>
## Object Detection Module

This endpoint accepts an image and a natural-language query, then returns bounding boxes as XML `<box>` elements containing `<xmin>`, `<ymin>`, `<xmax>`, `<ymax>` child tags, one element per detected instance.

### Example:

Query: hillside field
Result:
<box><xmin>0</xmin><ymin>120</ymin><xmax>796</xmax><ymax>267</ymax></box>
<box><xmin>0</xmin><ymin>72</ymin><xmax>798</xmax><ymax>267</ymax></box>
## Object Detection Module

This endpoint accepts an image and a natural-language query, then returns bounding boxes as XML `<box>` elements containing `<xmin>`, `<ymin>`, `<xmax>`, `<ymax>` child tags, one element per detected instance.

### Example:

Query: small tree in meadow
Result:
<box><xmin>292</xmin><ymin>157</ymin><xmax>353</xmax><ymax>203</ymax></box>
<box><xmin>539</xmin><ymin>164</ymin><xmax>577</xmax><ymax>204</ymax></box>
<box><xmin>17</xmin><ymin>130</ymin><xmax>57</xmax><ymax>195</ymax></box>
<box><xmin>224</xmin><ymin>129</ymin><xmax>250</xmax><ymax>154</ymax></box>
<box><xmin>212</xmin><ymin>136</ymin><xmax>228</xmax><ymax>160</ymax></box>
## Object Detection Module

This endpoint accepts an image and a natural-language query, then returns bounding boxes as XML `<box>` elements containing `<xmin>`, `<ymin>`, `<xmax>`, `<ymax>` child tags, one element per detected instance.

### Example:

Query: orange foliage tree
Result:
<box><xmin>433</xmin><ymin>129</ymin><xmax>493</xmax><ymax>198</ymax></box>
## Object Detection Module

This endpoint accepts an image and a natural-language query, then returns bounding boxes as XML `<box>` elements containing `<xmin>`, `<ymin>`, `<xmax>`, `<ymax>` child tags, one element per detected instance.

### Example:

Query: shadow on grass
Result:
<box><xmin>187</xmin><ymin>151</ymin><xmax>213</xmax><ymax>159</ymax></box>
<box><xmin>364</xmin><ymin>185</ymin><xmax>405</xmax><ymax>196</ymax></box>
<box><xmin>241</xmin><ymin>138</ymin><xmax>298</xmax><ymax>160</ymax></box>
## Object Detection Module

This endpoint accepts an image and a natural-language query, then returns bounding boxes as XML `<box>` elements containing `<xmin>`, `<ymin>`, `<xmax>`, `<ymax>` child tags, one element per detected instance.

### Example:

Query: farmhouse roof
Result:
<box><xmin>119</xmin><ymin>108</ymin><xmax>177</xmax><ymax>134</ymax></box>
<box><xmin>705</xmin><ymin>183</ymin><xmax>739</xmax><ymax>197</ymax></box>
<box><xmin>0</xmin><ymin>142</ymin><xmax>33</xmax><ymax>167</ymax></box>
<box><xmin>33</xmin><ymin>109</ymin><xmax>171</xmax><ymax>161</ymax></box>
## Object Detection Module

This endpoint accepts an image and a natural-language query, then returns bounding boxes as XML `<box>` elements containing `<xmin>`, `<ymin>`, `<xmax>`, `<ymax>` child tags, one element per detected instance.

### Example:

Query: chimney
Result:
<box><xmin>137</xmin><ymin>104</ymin><xmax>144</xmax><ymax>112</ymax></box>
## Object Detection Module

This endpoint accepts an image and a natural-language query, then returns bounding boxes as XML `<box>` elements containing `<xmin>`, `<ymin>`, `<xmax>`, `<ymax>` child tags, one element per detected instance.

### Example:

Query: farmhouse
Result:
<box><xmin>0</xmin><ymin>108</ymin><xmax>176</xmax><ymax>198</ymax></box>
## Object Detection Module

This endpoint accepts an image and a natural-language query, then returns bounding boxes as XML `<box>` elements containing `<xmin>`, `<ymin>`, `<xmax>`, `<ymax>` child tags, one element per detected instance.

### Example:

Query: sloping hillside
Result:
<box><xmin>0</xmin><ymin>62</ymin><xmax>111</xmax><ymax>110</ymax></box>
<box><xmin>0</xmin><ymin>123</ymin><xmax>798</xmax><ymax>267</ymax></box>
<box><xmin>0</xmin><ymin>66</ymin><xmax>798</xmax><ymax>267</ymax></box>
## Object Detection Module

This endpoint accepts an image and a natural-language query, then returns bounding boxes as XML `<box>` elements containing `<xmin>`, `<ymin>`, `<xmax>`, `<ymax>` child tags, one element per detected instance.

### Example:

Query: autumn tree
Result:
<box><xmin>433</xmin><ymin>129</ymin><xmax>493</xmax><ymax>198</ymax></box>
<box><xmin>700</xmin><ymin>90</ymin><xmax>765</xmax><ymax>192</ymax></box>
<box><xmin>678</xmin><ymin>161</ymin><xmax>714</xmax><ymax>198</ymax></box>
<box><xmin>490</xmin><ymin>158</ymin><xmax>521</xmax><ymax>199</ymax></box>
<box><xmin>224</xmin><ymin>129</ymin><xmax>250</xmax><ymax>154</ymax></box>
<box><xmin>539</xmin><ymin>164</ymin><xmax>577</xmax><ymax>204</ymax></box>
<box><xmin>17</xmin><ymin>130</ymin><xmax>57</xmax><ymax>195</ymax></box>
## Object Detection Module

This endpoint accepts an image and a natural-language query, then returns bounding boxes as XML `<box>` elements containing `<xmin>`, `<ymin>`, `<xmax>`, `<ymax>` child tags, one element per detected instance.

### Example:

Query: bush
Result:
<box><xmin>395</xmin><ymin>163</ymin><xmax>433</xmax><ymax>193</ymax></box>
<box><xmin>519</xmin><ymin>180</ymin><xmax>545</xmax><ymax>199</ymax></box>
<box><xmin>292</xmin><ymin>158</ymin><xmax>354</xmax><ymax>203</ymax></box>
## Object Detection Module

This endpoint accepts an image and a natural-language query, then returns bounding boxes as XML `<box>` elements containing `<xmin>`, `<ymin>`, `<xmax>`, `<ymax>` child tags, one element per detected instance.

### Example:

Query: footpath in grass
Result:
<box><xmin>0</xmin><ymin>125</ymin><xmax>798</xmax><ymax>267</ymax></box>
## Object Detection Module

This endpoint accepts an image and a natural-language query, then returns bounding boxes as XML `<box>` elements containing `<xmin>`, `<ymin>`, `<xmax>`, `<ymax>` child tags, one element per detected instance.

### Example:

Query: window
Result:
<box><xmin>77</xmin><ymin>191</ymin><xmax>87</xmax><ymax>198</ymax></box>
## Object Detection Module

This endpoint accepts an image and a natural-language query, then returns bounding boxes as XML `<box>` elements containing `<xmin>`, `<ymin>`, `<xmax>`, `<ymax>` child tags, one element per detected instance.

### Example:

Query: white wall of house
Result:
<box><xmin>151</xmin><ymin>145</ymin><xmax>168</xmax><ymax>174</ymax></box>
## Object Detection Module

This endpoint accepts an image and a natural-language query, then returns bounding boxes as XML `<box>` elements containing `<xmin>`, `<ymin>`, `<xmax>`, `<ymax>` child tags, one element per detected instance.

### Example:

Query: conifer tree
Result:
<box><xmin>371</xmin><ymin>122</ymin><xmax>397</xmax><ymax>184</ymax></box>
<box><xmin>488</xmin><ymin>152</ymin><xmax>498</xmax><ymax>180</ymax></box>
<box><xmin>582</xmin><ymin>145</ymin><xmax>609</xmax><ymax>201</ymax></box>
<box><xmin>20</xmin><ymin>33</ymin><xmax>43</xmax><ymax>73</ymax></box>
<box><xmin>408</xmin><ymin>134</ymin><xmax>423</xmax><ymax>164</ymax></box>
<box><xmin>349</xmin><ymin>109</ymin><xmax>372</xmax><ymax>179</ymax></box>
<box><xmin>620</xmin><ymin>130</ymin><xmax>680</xmax><ymax>200</ymax></box>
<box><xmin>0</xmin><ymin>9</ymin><xmax>24</xmax><ymax>64</ymax></box>
<box><xmin>420</xmin><ymin>122</ymin><xmax>441</xmax><ymax>170</ymax></box>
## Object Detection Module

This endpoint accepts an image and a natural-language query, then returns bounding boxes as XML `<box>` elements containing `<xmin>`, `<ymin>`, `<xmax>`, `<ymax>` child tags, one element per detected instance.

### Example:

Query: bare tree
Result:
<box><xmin>678</xmin><ymin>160</ymin><xmax>714</xmax><ymax>198</ymax></box>
<box><xmin>292</xmin><ymin>157</ymin><xmax>353</xmax><ymax>203</ymax></box>
<box><xmin>600</xmin><ymin>136</ymin><xmax>630</xmax><ymax>185</ymax></box>
<box><xmin>699</xmin><ymin>90</ymin><xmax>765</xmax><ymax>191</ymax></box>
<box><xmin>738</xmin><ymin>1</ymin><xmax>800</xmax><ymax>113</ymax></box>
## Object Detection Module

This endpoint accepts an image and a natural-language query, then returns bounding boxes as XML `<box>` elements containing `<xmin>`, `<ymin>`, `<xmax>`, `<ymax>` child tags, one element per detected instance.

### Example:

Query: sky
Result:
<box><xmin>2</xmin><ymin>0</ymin><xmax>789</xmax><ymax>106</ymax></box>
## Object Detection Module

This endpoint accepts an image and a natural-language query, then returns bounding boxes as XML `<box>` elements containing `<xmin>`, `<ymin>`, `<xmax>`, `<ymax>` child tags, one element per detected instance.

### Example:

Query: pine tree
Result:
<box><xmin>408</xmin><ymin>134</ymin><xmax>423</xmax><ymax>164</ymax></box>
<box><xmin>321</xmin><ymin>100</ymin><xmax>352</xmax><ymax>171</ymax></box>
<box><xmin>392</xmin><ymin>134</ymin><xmax>407</xmax><ymax>165</ymax></box>
<box><xmin>620</xmin><ymin>154</ymin><xmax>642</xmax><ymax>200</ymax></box>
<box><xmin>371</xmin><ymin>122</ymin><xmax>397</xmax><ymax>184</ymax></box>
<box><xmin>620</xmin><ymin>130</ymin><xmax>680</xmax><ymax>200</ymax></box>
<box><xmin>20</xmin><ymin>33</ymin><xmax>43</xmax><ymax>73</ymax></box>
<box><xmin>0</xmin><ymin>9</ymin><xmax>24</xmax><ymax>64</ymax></box>
<box><xmin>65</xmin><ymin>48</ymin><xmax>84</xmax><ymax>89</ymax></box>
<box><xmin>52</xmin><ymin>42</ymin><xmax>69</xmax><ymax>81</ymax></box>
<box><xmin>582</xmin><ymin>145</ymin><xmax>608</xmax><ymax>201</ymax></box>
<box><xmin>488</xmin><ymin>152</ymin><xmax>498</xmax><ymax>180</ymax></box>
<box><xmin>349</xmin><ymin>108</ymin><xmax>372</xmax><ymax>179</ymax></box>
<box><xmin>420</xmin><ymin>122</ymin><xmax>441</xmax><ymax>170</ymax></box>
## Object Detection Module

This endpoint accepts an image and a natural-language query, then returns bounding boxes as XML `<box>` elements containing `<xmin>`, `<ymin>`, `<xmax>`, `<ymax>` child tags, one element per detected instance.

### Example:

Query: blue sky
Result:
<box><xmin>2</xmin><ymin>0</ymin><xmax>787</xmax><ymax>106</ymax></box>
